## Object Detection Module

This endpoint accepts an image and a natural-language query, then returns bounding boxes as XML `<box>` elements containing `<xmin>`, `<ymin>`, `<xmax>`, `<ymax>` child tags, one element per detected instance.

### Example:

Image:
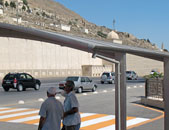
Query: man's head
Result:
<box><xmin>47</xmin><ymin>87</ymin><xmax>57</xmax><ymax>97</ymax></box>
<box><xmin>64</xmin><ymin>80</ymin><xmax>75</xmax><ymax>93</ymax></box>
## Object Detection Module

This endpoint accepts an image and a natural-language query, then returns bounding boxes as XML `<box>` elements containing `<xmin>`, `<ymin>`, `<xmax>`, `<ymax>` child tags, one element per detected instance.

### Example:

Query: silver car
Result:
<box><xmin>59</xmin><ymin>76</ymin><xmax>97</xmax><ymax>93</ymax></box>
<box><xmin>126</xmin><ymin>71</ymin><xmax>138</xmax><ymax>80</ymax></box>
<box><xmin>101</xmin><ymin>72</ymin><xmax>115</xmax><ymax>84</ymax></box>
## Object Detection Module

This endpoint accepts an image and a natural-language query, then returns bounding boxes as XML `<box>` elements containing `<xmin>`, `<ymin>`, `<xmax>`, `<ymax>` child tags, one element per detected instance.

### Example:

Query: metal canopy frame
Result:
<box><xmin>0</xmin><ymin>23</ymin><xmax>169</xmax><ymax>130</ymax></box>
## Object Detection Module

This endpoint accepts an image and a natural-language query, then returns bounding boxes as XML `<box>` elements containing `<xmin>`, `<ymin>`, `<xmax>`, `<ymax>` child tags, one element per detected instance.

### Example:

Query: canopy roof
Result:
<box><xmin>0</xmin><ymin>22</ymin><xmax>169</xmax><ymax>61</ymax></box>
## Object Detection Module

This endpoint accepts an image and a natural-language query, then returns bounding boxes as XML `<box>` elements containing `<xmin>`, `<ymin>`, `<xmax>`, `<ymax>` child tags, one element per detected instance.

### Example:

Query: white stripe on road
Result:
<box><xmin>8</xmin><ymin>115</ymin><xmax>40</xmax><ymax>123</ymax></box>
<box><xmin>126</xmin><ymin>117</ymin><xmax>149</xmax><ymax>127</ymax></box>
<box><xmin>0</xmin><ymin>107</ymin><xmax>10</xmax><ymax>110</ymax></box>
<box><xmin>0</xmin><ymin>108</ymin><xmax>28</xmax><ymax>114</ymax></box>
<box><xmin>0</xmin><ymin>110</ymin><xmax>39</xmax><ymax>119</ymax></box>
<box><xmin>81</xmin><ymin>115</ymin><xmax>115</xmax><ymax>127</ymax></box>
<box><xmin>33</xmin><ymin>113</ymin><xmax>97</xmax><ymax>126</ymax></box>
<box><xmin>98</xmin><ymin>118</ymin><xmax>149</xmax><ymax>130</ymax></box>
<box><xmin>80</xmin><ymin>113</ymin><xmax>96</xmax><ymax>118</ymax></box>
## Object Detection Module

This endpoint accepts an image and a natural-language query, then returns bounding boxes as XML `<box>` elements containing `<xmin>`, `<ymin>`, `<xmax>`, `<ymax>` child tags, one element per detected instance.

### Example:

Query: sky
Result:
<box><xmin>55</xmin><ymin>0</ymin><xmax>169</xmax><ymax>50</ymax></box>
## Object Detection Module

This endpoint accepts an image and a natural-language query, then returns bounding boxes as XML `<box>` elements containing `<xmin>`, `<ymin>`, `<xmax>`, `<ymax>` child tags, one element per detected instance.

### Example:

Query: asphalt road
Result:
<box><xmin>0</xmin><ymin>77</ymin><xmax>164</xmax><ymax>130</ymax></box>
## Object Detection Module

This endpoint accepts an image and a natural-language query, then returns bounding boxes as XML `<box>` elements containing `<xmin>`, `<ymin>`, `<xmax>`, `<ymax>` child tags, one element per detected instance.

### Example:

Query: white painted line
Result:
<box><xmin>140</xmin><ymin>85</ymin><xmax>143</xmax><ymax>88</ymax></box>
<box><xmin>0</xmin><ymin>108</ymin><xmax>28</xmax><ymax>114</ymax></box>
<box><xmin>134</xmin><ymin>86</ymin><xmax>137</xmax><ymax>88</ymax></box>
<box><xmin>98</xmin><ymin>118</ymin><xmax>149</xmax><ymax>130</ymax></box>
<box><xmin>81</xmin><ymin>115</ymin><xmax>115</xmax><ymax>127</ymax></box>
<box><xmin>0</xmin><ymin>107</ymin><xmax>10</xmax><ymax>110</ymax></box>
<box><xmin>83</xmin><ymin>93</ymin><xmax>87</xmax><ymax>96</ymax></box>
<box><xmin>98</xmin><ymin>124</ymin><xmax>115</xmax><ymax>130</ymax></box>
<box><xmin>38</xmin><ymin>98</ymin><xmax>44</xmax><ymax>102</ymax></box>
<box><xmin>80</xmin><ymin>113</ymin><xmax>96</xmax><ymax>118</ymax></box>
<box><xmin>93</xmin><ymin>91</ymin><xmax>98</xmax><ymax>94</ymax></box>
<box><xmin>112</xmin><ymin>89</ymin><xmax>115</xmax><ymax>91</ymax></box>
<box><xmin>0</xmin><ymin>110</ymin><xmax>39</xmax><ymax>119</ymax></box>
<box><xmin>127</xmin><ymin>87</ymin><xmax>131</xmax><ymax>89</ymax></box>
<box><xmin>34</xmin><ymin>113</ymin><xmax>97</xmax><ymax>126</ymax></box>
<box><xmin>18</xmin><ymin>100</ymin><xmax>24</xmax><ymax>104</ymax></box>
<box><xmin>9</xmin><ymin>115</ymin><xmax>40</xmax><ymax>123</ymax></box>
<box><xmin>103</xmin><ymin>90</ymin><xmax>107</xmax><ymax>93</ymax></box>
<box><xmin>127</xmin><ymin>118</ymin><xmax>149</xmax><ymax>127</ymax></box>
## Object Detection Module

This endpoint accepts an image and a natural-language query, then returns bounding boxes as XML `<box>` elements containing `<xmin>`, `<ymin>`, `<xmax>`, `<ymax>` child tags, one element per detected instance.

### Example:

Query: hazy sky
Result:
<box><xmin>55</xmin><ymin>0</ymin><xmax>169</xmax><ymax>50</ymax></box>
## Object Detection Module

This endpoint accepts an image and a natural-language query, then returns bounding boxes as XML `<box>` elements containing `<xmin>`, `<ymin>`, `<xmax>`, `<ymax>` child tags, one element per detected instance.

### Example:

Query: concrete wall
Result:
<box><xmin>102</xmin><ymin>54</ymin><xmax>163</xmax><ymax>77</ymax></box>
<box><xmin>0</xmin><ymin>37</ymin><xmax>102</xmax><ymax>78</ymax></box>
<box><xmin>126</xmin><ymin>54</ymin><xmax>163</xmax><ymax>76</ymax></box>
<box><xmin>82</xmin><ymin>65</ymin><xmax>113</xmax><ymax>77</ymax></box>
<box><xmin>0</xmin><ymin>37</ymin><xmax>164</xmax><ymax>78</ymax></box>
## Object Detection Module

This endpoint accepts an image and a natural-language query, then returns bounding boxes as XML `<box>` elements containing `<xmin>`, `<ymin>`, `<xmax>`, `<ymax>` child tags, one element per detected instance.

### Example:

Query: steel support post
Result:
<box><xmin>164</xmin><ymin>58</ymin><xmax>169</xmax><ymax>130</ymax></box>
<box><xmin>115</xmin><ymin>53</ymin><xmax>126</xmax><ymax>130</ymax></box>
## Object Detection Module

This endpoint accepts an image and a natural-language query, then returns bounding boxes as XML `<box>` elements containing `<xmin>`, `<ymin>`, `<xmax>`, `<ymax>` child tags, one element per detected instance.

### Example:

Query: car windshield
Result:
<box><xmin>66</xmin><ymin>77</ymin><xmax>79</xmax><ymax>81</ymax></box>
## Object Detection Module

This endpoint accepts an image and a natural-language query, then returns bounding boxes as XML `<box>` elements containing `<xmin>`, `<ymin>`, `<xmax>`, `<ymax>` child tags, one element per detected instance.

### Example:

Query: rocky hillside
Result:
<box><xmin>0</xmin><ymin>0</ymin><xmax>161</xmax><ymax>50</ymax></box>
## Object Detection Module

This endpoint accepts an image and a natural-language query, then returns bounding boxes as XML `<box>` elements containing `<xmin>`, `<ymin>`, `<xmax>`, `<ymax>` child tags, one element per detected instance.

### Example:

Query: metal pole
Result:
<box><xmin>92</xmin><ymin>53</ymin><xmax>122</xmax><ymax>130</ymax></box>
<box><xmin>115</xmin><ymin>53</ymin><xmax>126</xmax><ymax>130</ymax></box>
<box><xmin>164</xmin><ymin>58</ymin><xmax>169</xmax><ymax>130</ymax></box>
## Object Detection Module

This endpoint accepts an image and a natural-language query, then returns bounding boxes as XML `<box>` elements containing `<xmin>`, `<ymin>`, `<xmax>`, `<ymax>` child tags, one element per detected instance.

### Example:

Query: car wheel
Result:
<box><xmin>34</xmin><ymin>83</ymin><xmax>40</xmax><ymax>90</ymax></box>
<box><xmin>92</xmin><ymin>86</ymin><xmax>96</xmax><ymax>92</ymax></box>
<box><xmin>112</xmin><ymin>80</ymin><xmax>115</xmax><ymax>84</ymax></box>
<box><xmin>3</xmin><ymin>87</ymin><xmax>9</xmax><ymax>92</ymax></box>
<box><xmin>101</xmin><ymin>81</ymin><xmax>104</xmax><ymax>84</ymax></box>
<box><xmin>77</xmin><ymin>87</ymin><xmax>82</xmax><ymax>93</ymax></box>
<box><xmin>109</xmin><ymin>81</ymin><xmax>112</xmax><ymax>84</ymax></box>
<box><xmin>17</xmin><ymin>84</ymin><xmax>23</xmax><ymax>92</ymax></box>
<box><xmin>23</xmin><ymin>88</ymin><xmax>26</xmax><ymax>91</ymax></box>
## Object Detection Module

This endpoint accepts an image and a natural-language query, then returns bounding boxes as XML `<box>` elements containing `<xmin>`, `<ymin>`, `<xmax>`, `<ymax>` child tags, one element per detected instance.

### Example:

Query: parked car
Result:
<box><xmin>101</xmin><ymin>72</ymin><xmax>115</xmax><ymax>84</ymax></box>
<box><xmin>126</xmin><ymin>71</ymin><xmax>138</xmax><ymax>80</ymax></box>
<box><xmin>2</xmin><ymin>72</ymin><xmax>41</xmax><ymax>92</ymax></box>
<box><xmin>59</xmin><ymin>76</ymin><xmax>97</xmax><ymax>93</ymax></box>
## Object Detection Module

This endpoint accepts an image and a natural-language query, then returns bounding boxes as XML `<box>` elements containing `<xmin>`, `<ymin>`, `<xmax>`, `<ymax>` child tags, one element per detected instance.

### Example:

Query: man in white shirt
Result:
<box><xmin>62</xmin><ymin>80</ymin><xmax>81</xmax><ymax>130</ymax></box>
<box><xmin>38</xmin><ymin>87</ymin><xmax>64</xmax><ymax>130</ymax></box>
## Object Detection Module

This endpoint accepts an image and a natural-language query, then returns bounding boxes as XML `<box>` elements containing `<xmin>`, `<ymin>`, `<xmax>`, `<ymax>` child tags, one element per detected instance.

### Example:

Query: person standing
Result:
<box><xmin>38</xmin><ymin>87</ymin><xmax>64</xmax><ymax>130</ymax></box>
<box><xmin>62</xmin><ymin>80</ymin><xmax>81</xmax><ymax>130</ymax></box>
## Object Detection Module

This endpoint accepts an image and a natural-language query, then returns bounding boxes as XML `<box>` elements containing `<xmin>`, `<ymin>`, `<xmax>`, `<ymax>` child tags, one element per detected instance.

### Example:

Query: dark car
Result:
<box><xmin>2</xmin><ymin>72</ymin><xmax>41</xmax><ymax>92</ymax></box>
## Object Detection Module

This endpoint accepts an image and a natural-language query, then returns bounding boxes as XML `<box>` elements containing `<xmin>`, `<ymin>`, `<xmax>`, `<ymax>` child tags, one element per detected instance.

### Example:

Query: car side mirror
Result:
<box><xmin>90</xmin><ymin>79</ymin><xmax>92</xmax><ymax>82</ymax></box>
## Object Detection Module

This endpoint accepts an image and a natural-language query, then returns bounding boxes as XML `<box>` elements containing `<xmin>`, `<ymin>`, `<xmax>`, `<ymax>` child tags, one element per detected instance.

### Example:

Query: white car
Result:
<box><xmin>59</xmin><ymin>76</ymin><xmax>97</xmax><ymax>93</ymax></box>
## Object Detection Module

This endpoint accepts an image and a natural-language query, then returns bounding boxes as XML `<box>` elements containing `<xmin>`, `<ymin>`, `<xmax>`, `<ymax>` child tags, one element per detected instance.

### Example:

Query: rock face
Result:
<box><xmin>0</xmin><ymin>0</ymin><xmax>159</xmax><ymax>50</ymax></box>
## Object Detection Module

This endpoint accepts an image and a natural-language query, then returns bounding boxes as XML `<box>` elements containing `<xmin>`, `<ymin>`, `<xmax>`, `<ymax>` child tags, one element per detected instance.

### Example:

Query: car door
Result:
<box><xmin>19</xmin><ymin>74</ymin><xmax>27</xmax><ymax>87</ymax></box>
<box><xmin>80</xmin><ymin>77</ymin><xmax>87</xmax><ymax>90</ymax></box>
<box><xmin>85</xmin><ymin>77</ymin><xmax>92</xmax><ymax>90</ymax></box>
<box><xmin>25</xmin><ymin>74</ymin><xmax>35</xmax><ymax>88</ymax></box>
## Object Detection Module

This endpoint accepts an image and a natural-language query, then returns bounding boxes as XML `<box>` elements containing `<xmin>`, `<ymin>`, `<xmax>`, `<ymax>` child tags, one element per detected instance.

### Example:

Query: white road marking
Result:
<box><xmin>103</xmin><ymin>90</ymin><xmax>107</xmax><ymax>93</ymax></box>
<box><xmin>126</xmin><ymin>118</ymin><xmax>149</xmax><ymax>126</ymax></box>
<box><xmin>0</xmin><ymin>110</ymin><xmax>39</xmax><ymax>119</ymax></box>
<box><xmin>0</xmin><ymin>108</ymin><xmax>28</xmax><ymax>114</ymax></box>
<box><xmin>9</xmin><ymin>115</ymin><xmax>40</xmax><ymax>123</ymax></box>
<box><xmin>81</xmin><ymin>115</ymin><xmax>115</xmax><ymax>127</ymax></box>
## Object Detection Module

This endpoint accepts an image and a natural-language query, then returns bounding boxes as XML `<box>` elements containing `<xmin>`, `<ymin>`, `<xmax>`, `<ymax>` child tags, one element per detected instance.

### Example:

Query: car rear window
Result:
<box><xmin>102</xmin><ymin>73</ymin><xmax>110</xmax><ymax>77</ymax></box>
<box><xmin>4</xmin><ymin>74</ymin><xmax>15</xmax><ymax>80</ymax></box>
<box><xmin>66</xmin><ymin>77</ymin><xmax>79</xmax><ymax>81</ymax></box>
<box><xmin>126</xmin><ymin>71</ymin><xmax>131</xmax><ymax>74</ymax></box>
